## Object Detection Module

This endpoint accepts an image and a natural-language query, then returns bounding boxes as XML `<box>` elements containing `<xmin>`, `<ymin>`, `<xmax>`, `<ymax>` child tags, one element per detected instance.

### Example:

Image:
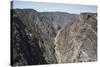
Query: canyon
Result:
<box><xmin>11</xmin><ymin>9</ymin><xmax>97</xmax><ymax>66</ymax></box>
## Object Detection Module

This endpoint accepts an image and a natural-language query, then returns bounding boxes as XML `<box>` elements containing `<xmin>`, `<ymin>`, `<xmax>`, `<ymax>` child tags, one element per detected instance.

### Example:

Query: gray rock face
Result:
<box><xmin>54</xmin><ymin>13</ymin><xmax>97</xmax><ymax>63</ymax></box>
<box><xmin>11</xmin><ymin>9</ymin><xmax>97</xmax><ymax>66</ymax></box>
<box><xmin>12</xmin><ymin>9</ymin><xmax>57</xmax><ymax>66</ymax></box>
<box><xmin>37</xmin><ymin>12</ymin><xmax>79</xmax><ymax>32</ymax></box>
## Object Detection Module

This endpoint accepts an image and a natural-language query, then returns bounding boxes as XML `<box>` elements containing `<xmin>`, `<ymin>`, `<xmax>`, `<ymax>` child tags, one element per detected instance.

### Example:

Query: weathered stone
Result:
<box><xmin>11</xmin><ymin>9</ymin><xmax>97</xmax><ymax>66</ymax></box>
<box><xmin>54</xmin><ymin>13</ymin><xmax>97</xmax><ymax>63</ymax></box>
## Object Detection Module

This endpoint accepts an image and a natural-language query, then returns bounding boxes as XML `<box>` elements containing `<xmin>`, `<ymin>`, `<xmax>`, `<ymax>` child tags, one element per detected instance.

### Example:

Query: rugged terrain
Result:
<box><xmin>55</xmin><ymin>13</ymin><xmax>97</xmax><ymax>63</ymax></box>
<box><xmin>11</xmin><ymin>9</ymin><xmax>97</xmax><ymax>66</ymax></box>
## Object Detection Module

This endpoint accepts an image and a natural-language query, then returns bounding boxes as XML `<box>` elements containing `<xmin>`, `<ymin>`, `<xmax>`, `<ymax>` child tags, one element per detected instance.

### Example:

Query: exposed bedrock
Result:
<box><xmin>55</xmin><ymin>13</ymin><xmax>97</xmax><ymax>63</ymax></box>
<box><xmin>11</xmin><ymin>9</ymin><xmax>97</xmax><ymax>66</ymax></box>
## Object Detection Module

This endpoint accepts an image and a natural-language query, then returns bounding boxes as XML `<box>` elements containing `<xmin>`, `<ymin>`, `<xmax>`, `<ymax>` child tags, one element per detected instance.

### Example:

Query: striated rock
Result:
<box><xmin>54</xmin><ymin>13</ymin><xmax>97</xmax><ymax>63</ymax></box>
<box><xmin>11</xmin><ymin>9</ymin><xmax>97</xmax><ymax>66</ymax></box>
<box><xmin>11</xmin><ymin>9</ymin><xmax>57</xmax><ymax>65</ymax></box>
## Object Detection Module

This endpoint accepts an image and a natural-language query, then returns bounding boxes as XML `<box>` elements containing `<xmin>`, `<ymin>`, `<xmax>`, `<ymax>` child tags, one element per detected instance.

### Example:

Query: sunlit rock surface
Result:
<box><xmin>11</xmin><ymin>9</ymin><xmax>97</xmax><ymax>66</ymax></box>
<box><xmin>55</xmin><ymin>13</ymin><xmax>97</xmax><ymax>63</ymax></box>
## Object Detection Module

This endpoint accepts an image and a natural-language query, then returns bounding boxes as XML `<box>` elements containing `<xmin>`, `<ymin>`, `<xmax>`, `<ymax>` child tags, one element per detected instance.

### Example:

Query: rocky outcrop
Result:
<box><xmin>55</xmin><ymin>13</ymin><xmax>97</xmax><ymax>63</ymax></box>
<box><xmin>11</xmin><ymin>9</ymin><xmax>97</xmax><ymax>66</ymax></box>
<box><xmin>11</xmin><ymin>9</ymin><xmax>57</xmax><ymax>66</ymax></box>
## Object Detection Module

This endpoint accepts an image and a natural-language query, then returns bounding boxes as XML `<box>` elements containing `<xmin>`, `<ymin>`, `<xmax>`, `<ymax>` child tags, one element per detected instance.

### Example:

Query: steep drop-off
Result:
<box><xmin>55</xmin><ymin>13</ymin><xmax>97</xmax><ymax>63</ymax></box>
<box><xmin>11</xmin><ymin>9</ymin><xmax>97</xmax><ymax>66</ymax></box>
<box><xmin>12</xmin><ymin>9</ymin><xmax>57</xmax><ymax>65</ymax></box>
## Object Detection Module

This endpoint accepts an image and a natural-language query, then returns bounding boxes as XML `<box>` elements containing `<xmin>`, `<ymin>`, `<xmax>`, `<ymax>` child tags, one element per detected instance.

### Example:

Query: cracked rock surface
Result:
<box><xmin>11</xmin><ymin>9</ymin><xmax>97</xmax><ymax>66</ymax></box>
<box><xmin>55</xmin><ymin>13</ymin><xmax>97</xmax><ymax>63</ymax></box>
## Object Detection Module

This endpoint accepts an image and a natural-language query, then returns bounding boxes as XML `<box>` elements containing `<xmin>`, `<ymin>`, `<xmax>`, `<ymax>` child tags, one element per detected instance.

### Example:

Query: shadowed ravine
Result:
<box><xmin>11</xmin><ymin>9</ymin><xmax>97</xmax><ymax>66</ymax></box>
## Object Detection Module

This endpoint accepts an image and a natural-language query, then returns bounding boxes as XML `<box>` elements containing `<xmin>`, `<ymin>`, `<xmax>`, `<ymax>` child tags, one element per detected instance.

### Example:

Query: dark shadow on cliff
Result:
<box><xmin>12</xmin><ymin>16</ymin><xmax>47</xmax><ymax>65</ymax></box>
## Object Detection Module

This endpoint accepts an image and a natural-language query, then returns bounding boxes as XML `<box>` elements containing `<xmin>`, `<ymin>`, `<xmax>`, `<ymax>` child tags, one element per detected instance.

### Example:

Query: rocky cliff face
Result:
<box><xmin>55</xmin><ymin>13</ymin><xmax>97</xmax><ymax>63</ymax></box>
<box><xmin>11</xmin><ymin>9</ymin><xmax>97</xmax><ymax>66</ymax></box>
<box><xmin>11</xmin><ymin>9</ymin><xmax>57</xmax><ymax>65</ymax></box>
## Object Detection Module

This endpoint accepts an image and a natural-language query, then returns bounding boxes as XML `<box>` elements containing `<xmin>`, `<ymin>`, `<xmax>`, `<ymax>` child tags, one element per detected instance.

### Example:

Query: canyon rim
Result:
<box><xmin>11</xmin><ymin>1</ymin><xmax>97</xmax><ymax>66</ymax></box>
